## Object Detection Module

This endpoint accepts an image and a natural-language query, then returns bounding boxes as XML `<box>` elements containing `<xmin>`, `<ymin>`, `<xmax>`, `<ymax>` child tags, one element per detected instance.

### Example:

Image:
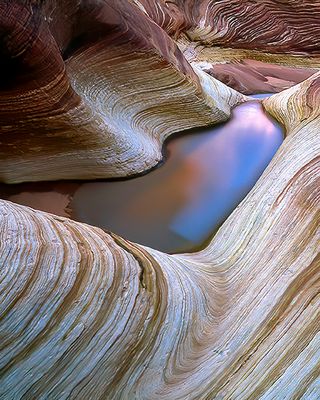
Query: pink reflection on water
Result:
<box><xmin>70</xmin><ymin>101</ymin><xmax>283</xmax><ymax>252</ymax></box>
<box><xmin>168</xmin><ymin>102</ymin><xmax>282</xmax><ymax>242</ymax></box>
<box><xmin>0</xmin><ymin>100</ymin><xmax>283</xmax><ymax>253</ymax></box>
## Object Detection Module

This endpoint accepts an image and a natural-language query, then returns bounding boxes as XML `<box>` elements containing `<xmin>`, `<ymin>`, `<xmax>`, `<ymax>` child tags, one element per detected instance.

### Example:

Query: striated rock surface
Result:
<box><xmin>136</xmin><ymin>0</ymin><xmax>320</xmax><ymax>94</ymax></box>
<box><xmin>136</xmin><ymin>0</ymin><xmax>320</xmax><ymax>55</ymax></box>
<box><xmin>0</xmin><ymin>0</ymin><xmax>246</xmax><ymax>183</ymax></box>
<box><xmin>0</xmin><ymin>1</ymin><xmax>319</xmax><ymax>399</ymax></box>
<box><xmin>178</xmin><ymin>41</ymin><xmax>320</xmax><ymax>96</ymax></box>
<box><xmin>2</xmin><ymin>0</ymin><xmax>320</xmax><ymax>183</ymax></box>
<box><xmin>0</xmin><ymin>76</ymin><xmax>319</xmax><ymax>397</ymax></box>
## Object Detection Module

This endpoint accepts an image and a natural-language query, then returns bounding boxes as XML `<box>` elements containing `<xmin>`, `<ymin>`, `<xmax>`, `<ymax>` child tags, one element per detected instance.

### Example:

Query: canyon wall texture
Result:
<box><xmin>0</xmin><ymin>1</ymin><xmax>319</xmax><ymax>399</ymax></box>
<box><xmin>2</xmin><ymin>0</ymin><xmax>320</xmax><ymax>182</ymax></box>
<box><xmin>0</xmin><ymin>0</ymin><xmax>246</xmax><ymax>183</ymax></box>
<box><xmin>134</xmin><ymin>0</ymin><xmax>320</xmax><ymax>54</ymax></box>
<box><xmin>1</xmin><ymin>78</ymin><xmax>319</xmax><ymax>397</ymax></box>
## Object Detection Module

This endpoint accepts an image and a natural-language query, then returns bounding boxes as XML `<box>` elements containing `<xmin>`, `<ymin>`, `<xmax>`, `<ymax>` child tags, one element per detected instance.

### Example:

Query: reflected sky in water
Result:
<box><xmin>71</xmin><ymin>99</ymin><xmax>283</xmax><ymax>253</ymax></box>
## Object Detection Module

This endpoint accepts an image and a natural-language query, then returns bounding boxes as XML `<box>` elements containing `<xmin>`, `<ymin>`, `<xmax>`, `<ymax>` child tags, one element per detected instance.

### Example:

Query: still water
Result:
<box><xmin>0</xmin><ymin>96</ymin><xmax>283</xmax><ymax>253</ymax></box>
<box><xmin>70</xmin><ymin>99</ymin><xmax>283</xmax><ymax>253</ymax></box>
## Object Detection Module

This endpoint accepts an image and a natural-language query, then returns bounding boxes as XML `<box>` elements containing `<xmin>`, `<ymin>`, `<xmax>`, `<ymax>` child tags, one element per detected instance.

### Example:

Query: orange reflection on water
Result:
<box><xmin>70</xmin><ymin>101</ymin><xmax>283</xmax><ymax>253</ymax></box>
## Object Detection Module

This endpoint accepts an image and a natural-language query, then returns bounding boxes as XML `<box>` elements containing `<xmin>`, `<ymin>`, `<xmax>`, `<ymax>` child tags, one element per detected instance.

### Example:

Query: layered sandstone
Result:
<box><xmin>0</xmin><ymin>0</ymin><xmax>245</xmax><ymax>183</ymax></box>
<box><xmin>0</xmin><ymin>1</ymin><xmax>319</xmax><ymax>399</ymax></box>
<box><xmin>1</xmin><ymin>73</ymin><xmax>319</xmax><ymax>398</ymax></box>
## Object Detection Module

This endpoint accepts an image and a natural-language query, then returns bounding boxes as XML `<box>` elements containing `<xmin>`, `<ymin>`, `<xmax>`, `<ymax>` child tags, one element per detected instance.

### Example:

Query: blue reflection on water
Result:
<box><xmin>251</xmin><ymin>93</ymin><xmax>274</xmax><ymax>99</ymax></box>
<box><xmin>72</xmin><ymin>100</ymin><xmax>283</xmax><ymax>253</ymax></box>
<box><xmin>168</xmin><ymin>101</ymin><xmax>282</xmax><ymax>243</ymax></box>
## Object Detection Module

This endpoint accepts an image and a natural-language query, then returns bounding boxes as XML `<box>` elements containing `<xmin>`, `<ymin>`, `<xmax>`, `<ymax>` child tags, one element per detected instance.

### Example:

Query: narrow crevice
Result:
<box><xmin>110</xmin><ymin>232</ymin><xmax>147</xmax><ymax>290</ymax></box>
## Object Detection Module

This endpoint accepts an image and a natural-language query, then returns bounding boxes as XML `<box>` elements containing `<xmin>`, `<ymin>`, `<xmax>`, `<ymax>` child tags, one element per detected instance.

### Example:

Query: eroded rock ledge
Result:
<box><xmin>0</xmin><ymin>1</ymin><xmax>319</xmax><ymax>399</ymax></box>
<box><xmin>1</xmin><ymin>73</ymin><xmax>319</xmax><ymax>398</ymax></box>
<box><xmin>2</xmin><ymin>0</ymin><xmax>320</xmax><ymax>183</ymax></box>
<box><xmin>0</xmin><ymin>0</ymin><xmax>246</xmax><ymax>183</ymax></box>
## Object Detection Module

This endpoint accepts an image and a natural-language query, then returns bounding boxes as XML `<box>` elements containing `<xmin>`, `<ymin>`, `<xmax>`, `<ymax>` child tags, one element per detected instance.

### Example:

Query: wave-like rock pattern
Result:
<box><xmin>135</xmin><ymin>0</ymin><xmax>320</xmax><ymax>55</ymax></box>
<box><xmin>3</xmin><ymin>0</ymin><xmax>320</xmax><ymax>183</ymax></box>
<box><xmin>0</xmin><ymin>0</ymin><xmax>245</xmax><ymax>183</ymax></box>
<box><xmin>1</xmin><ymin>1</ymin><xmax>319</xmax><ymax>398</ymax></box>
<box><xmin>1</xmin><ymin>75</ymin><xmax>319</xmax><ymax>398</ymax></box>
<box><xmin>135</xmin><ymin>0</ymin><xmax>320</xmax><ymax>95</ymax></box>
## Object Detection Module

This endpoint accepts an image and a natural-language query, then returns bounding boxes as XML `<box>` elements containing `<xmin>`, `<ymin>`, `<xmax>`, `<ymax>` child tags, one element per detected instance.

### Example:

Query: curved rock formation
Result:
<box><xmin>1</xmin><ymin>75</ymin><xmax>319</xmax><ymax>397</ymax></box>
<box><xmin>0</xmin><ymin>0</ymin><xmax>245</xmax><ymax>183</ymax></box>
<box><xmin>138</xmin><ymin>0</ymin><xmax>320</xmax><ymax>95</ymax></box>
<box><xmin>202</xmin><ymin>60</ymin><xmax>317</xmax><ymax>95</ymax></box>
<box><xmin>1</xmin><ymin>1</ymin><xmax>319</xmax><ymax>399</ymax></box>
<box><xmin>3</xmin><ymin>0</ymin><xmax>320</xmax><ymax>183</ymax></box>
<box><xmin>136</xmin><ymin>0</ymin><xmax>320</xmax><ymax>55</ymax></box>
